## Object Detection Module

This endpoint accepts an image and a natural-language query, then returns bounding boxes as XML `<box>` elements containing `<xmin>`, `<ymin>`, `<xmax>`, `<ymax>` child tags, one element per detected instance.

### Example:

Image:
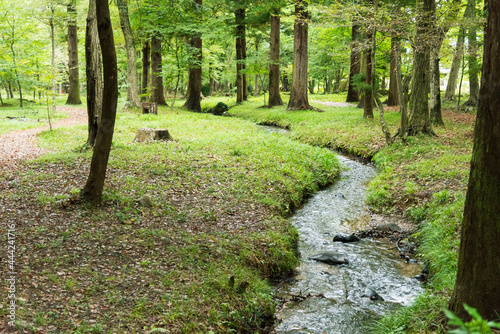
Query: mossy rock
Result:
<box><xmin>208</xmin><ymin>102</ymin><xmax>229</xmax><ymax>116</ymax></box>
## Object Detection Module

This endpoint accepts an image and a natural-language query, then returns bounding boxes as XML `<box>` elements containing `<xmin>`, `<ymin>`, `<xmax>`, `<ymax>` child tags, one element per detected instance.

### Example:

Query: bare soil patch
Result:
<box><xmin>0</xmin><ymin>107</ymin><xmax>87</xmax><ymax>166</ymax></box>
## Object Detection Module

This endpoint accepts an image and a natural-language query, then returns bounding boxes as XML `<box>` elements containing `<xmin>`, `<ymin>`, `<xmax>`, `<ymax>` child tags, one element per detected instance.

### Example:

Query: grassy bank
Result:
<box><xmin>228</xmin><ymin>94</ymin><xmax>475</xmax><ymax>333</ymax></box>
<box><xmin>0</xmin><ymin>103</ymin><xmax>340</xmax><ymax>332</ymax></box>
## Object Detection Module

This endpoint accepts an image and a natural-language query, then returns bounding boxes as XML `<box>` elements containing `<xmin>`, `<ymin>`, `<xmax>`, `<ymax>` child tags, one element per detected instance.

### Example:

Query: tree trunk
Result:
<box><xmin>235</xmin><ymin>7</ymin><xmax>247</xmax><ymax>103</ymax></box>
<box><xmin>85</xmin><ymin>0</ymin><xmax>102</xmax><ymax>147</ymax></box>
<box><xmin>444</xmin><ymin>31</ymin><xmax>465</xmax><ymax>101</ymax></box>
<box><xmin>82</xmin><ymin>0</ymin><xmax>118</xmax><ymax>203</ymax></box>
<box><xmin>50</xmin><ymin>2</ymin><xmax>56</xmax><ymax>119</ymax></box>
<box><xmin>463</xmin><ymin>0</ymin><xmax>479</xmax><ymax>107</ymax></box>
<box><xmin>429</xmin><ymin>0</ymin><xmax>444</xmax><ymax>125</ymax></box>
<box><xmin>287</xmin><ymin>0</ymin><xmax>312</xmax><ymax>110</ymax></box>
<box><xmin>396</xmin><ymin>38</ymin><xmax>410</xmax><ymax>141</ymax></box>
<box><xmin>141</xmin><ymin>41</ymin><xmax>150</xmax><ymax>101</ymax></box>
<box><xmin>346</xmin><ymin>23</ymin><xmax>361</xmax><ymax>102</ymax></box>
<box><xmin>387</xmin><ymin>36</ymin><xmax>400</xmax><ymax>106</ymax></box>
<box><xmin>430</xmin><ymin>45</ymin><xmax>444</xmax><ymax>125</ymax></box>
<box><xmin>282</xmin><ymin>71</ymin><xmax>289</xmax><ymax>92</ymax></box>
<box><xmin>268</xmin><ymin>14</ymin><xmax>283</xmax><ymax>107</ymax></box>
<box><xmin>325</xmin><ymin>77</ymin><xmax>333</xmax><ymax>94</ymax></box>
<box><xmin>183</xmin><ymin>0</ymin><xmax>202</xmax><ymax>112</ymax></box>
<box><xmin>151</xmin><ymin>36</ymin><xmax>166</xmax><ymax>105</ymax></box>
<box><xmin>308</xmin><ymin>79</ymin><xmax>315</xmax><ymax>94</ymax></box>
<box><xmin>117</xmin><ymin>0</ymin><xmax>140</xmax><ymax>108</ymax></box>
<box><xmin>363</xmin><ymin>39</ymin><xmax>374</xmax><ymax>118</ymax></box>
<box><xmin>408</xmin><ymin>0</ymin><xmax>432</xmax><ymax>136</ymax></box>
<box><xmin>449</xmin><ymin>0</ymin><xmax>500</xmax><ymax>319</ymax></box>
<box><xmin>65</xmin><ymin>1</ymin><xmax>82</xmax><ymax>105</ymax></box>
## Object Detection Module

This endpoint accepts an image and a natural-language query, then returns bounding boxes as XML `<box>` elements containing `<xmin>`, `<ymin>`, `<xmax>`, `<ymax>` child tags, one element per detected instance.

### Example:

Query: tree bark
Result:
<box><xmin>387</xmin><ymin>36</ymin><xmax>400</xmax><ymax>106</ymax></box>
<box><xmin>151</xmin><ymin>36</ymin><xmax>166</xmax><ymax>105</ymax></box>
<box><xmin>85</xmin><ymin>0</ymin><xmax>102</xmax><ymax>147</ymax></box>
<box><xmin>287</xmin><ymin>0</ymin><xmax>312</xmax><ymax>110</ymax></box>
<box><xmin>50</xmin><ymin>2</ymin><xmax>56</xmax><ymax>118</ymax></box>
<box><xmin>65</xmin><ymin>1</ymin><xmax>82</xmax><ymax>105</ymax></box>
<box><xmin>429</xmin><ymin>0</ymin><xmax>444</xmax><ymax>125</ymax></box>
<box><xmin>395</xmin><ymin>38</ymin><xmax>410</xmax><ymax>141</ymax></box>
<box><xmin>429</xmin><ymin>45</ymin><xmax>444</xmax><ymax>125</ymax></box>
<box><xmin>82</xmin><ymin>0</ymin><xmax>118</xmax><ymax>203</ymax></box>
<box><xmin>408</xmin><ymin>0</ymin><xmax>432</xmax><ymax>136</ymax></box>
<box><xmin>268</xmin><ymin>13</ymin><xmax>283</xmax><ymax>107</ymax></box>
<box><xmin>235</xmin><ymin>7</ymin><xmax>247</xmax><ymax>103</ymax></box>
<box><xmin>346</xmin><ymin>23</ymin><xmax>361</xmax><ymax>102</ymax></box>
<box><xmin>282</xmin><ymin>71</ymin><xmax>289</xmax><ymax>92</ymax></box>
<box><xmin>141</xmin><ymin>41</ymin><xmax>150</xmax><ymax>101</ymax></box>
<box><xmin>183</xmin><ymin>0</ymin><xmax>202</xmax><ymax>112</ymax></box>
<box><xmin>463</xmin><ymin>0</ymin><xmax>479</xmax><ymax>107</ymax></box>
<box><xmin>117</xmin><ymin>0</ymin><xmax>140</xmax><ymax>108</ymax></box>
<box><xmin>449</xmin><ymin>0</ymin><xmax>500</xmax><ymax>320</ymax></box>
<box><xmin>363</xmin><ymin>37</ymin><xmax>374</xmax><ymax>118</ymax></box>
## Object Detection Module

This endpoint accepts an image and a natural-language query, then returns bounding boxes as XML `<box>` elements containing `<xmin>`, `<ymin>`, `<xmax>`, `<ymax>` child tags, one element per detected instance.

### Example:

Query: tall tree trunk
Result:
<box><xmin>85</xmin><ymin>0</ymin><xmax>102</xmax><ymax>146</ymax></box>
<box><xmin>408</xmin><ymin>0</ymin><xmax>433</xmax><ymax>136</ymax></box>
<box><xmin>183</xmin><ymin>0</ymin><xmax>202</xmax><ymax>112</ymax></box>
<box><xmin>50</xmin><ymin>2</ymin><xmax>56</xmax><ymax>118</ymax></box>
<box><xmin>363</xmin><ymin>36</ymin><xmax>374</xmax><ymax>118</ymax></box>
<box><xmin>65</xmin><ymin>1</ymin><xmax>82</xmax><ymax>105</ymax></box>
<box><xmin>443</xmin><ymin>31</ymin><xmax>465</xmax><ymax>101</ymax></box>
<box><xmin>346</xmin><ymin>23</ymin><xmax>361</xmax><ymax>102</ymax></box>
<box><xmin>82</xmin><ymin>0</ymin><xmax>118</xmax><ymax>203</ymax></box>
<box><xmin>430</xmin><ymin>44</ymin><xmax>444</xmax><ymax>125</ymax></box>
<box><xmin>449</xmin><ymin>0</ymin><xmax>500</xmax><ymax>320</ymax></box>
<box><xmin>141</xmin><ymin>41</ymin><xmax>150</xmax><ymax>101</ymax></box>
<box><xmin>395</xmin><ymin>37</ymin><xmax>410</xmax><ymax>141</ymax></box>
<box><xmin>387</xmin><ymin>36</ymin><xmax>400</xmax><ymax>106</ymax></box>
<box><xmin>287</xmin><ymin>0</ymin><xmax>312</xmax><ymax>110</ymax></box>
<box><xmin>117</xmin><ymin>0</ymin><xmax>140</xmax><ymax>108</ymax></box>
<box><xmin>9</xmin><ymin>41</ymin><xmax>23</xmax><ymax>108</ymax></box>
<box><xmin>429</xmin><ymin>0</ymin><xmax>444</xmax><ymax>125</ymax></box>
<box><xmin>151</xmin><ymin>36</ymin><xmax>166</xmax><ymax>105</ymax></box>
<box><xmin>268</xmin><ymin>14</ymin><xmax>283</xmax><ymax>107</ymax></box>
<box><xmin>235</xmin><ymin>7</ymin><xmax>247</xmax><ymax>103</ymax></box>
<box><xmin>463</xmin><ymin>0</ymin><xmax>479</xmax><ymax>107</ymax></box>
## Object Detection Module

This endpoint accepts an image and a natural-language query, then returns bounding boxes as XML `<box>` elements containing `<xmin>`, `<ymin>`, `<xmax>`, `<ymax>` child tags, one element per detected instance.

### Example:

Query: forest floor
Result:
<box><xmin>0</xmin><ymin>94</ymin><xmax>477</xmax><ymax>333</ymax></box>
<box><xmin>0</xmin><ymin>99</ymin><xmax>339</xmax><ymax>333</ymax></box>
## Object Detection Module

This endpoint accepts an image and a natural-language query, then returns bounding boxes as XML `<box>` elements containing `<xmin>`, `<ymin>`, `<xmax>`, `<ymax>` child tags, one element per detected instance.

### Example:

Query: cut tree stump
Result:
<box><xmin>142</xmin><ymin>102</ymin><xmax>158</xmax><ymax>114</ymax></box>
<box><xmin>133</xmin><ymin>128</ymin><xmax>171</xmax><ymax>143</ymax></box>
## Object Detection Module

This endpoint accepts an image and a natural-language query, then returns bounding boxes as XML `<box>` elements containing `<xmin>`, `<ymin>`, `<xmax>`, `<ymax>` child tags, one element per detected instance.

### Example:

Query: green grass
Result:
<box><xmin>1</xmin><ymin>97</ymin><xmax>340</xmax><ymax>333</ymax></box>
<box><xmin>228</xmin><ymin>93</ymin><xmax>475</xmax><ymax>333</ymax></box>
<box><xmin>0</xmin><ymin>97</ymin><xmax>69</xmax><ymax>134</ymax></box>
<box><xmin>1</xmin><ymin>91</ymin><xmax>475</xmax><ymax>333</ymax></box>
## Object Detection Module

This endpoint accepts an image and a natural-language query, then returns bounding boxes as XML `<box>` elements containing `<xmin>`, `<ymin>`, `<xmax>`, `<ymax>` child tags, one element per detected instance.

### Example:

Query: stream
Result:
<box><xmin>259</xmin><ymin>126</ymin><xmax>423</xmax><ymax>334</ymax></box>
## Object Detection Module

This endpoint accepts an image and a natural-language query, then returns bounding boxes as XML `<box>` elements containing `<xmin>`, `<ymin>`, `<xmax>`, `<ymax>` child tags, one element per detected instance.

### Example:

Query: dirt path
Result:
<box><xmin>0</xmin><ymin>106</ymin><xmax>87</xmax><ymax>166</ymax></box>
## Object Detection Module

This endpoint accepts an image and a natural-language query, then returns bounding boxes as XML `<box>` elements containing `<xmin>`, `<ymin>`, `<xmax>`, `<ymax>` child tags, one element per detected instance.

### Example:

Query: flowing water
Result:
<box><xmin>258</xmin><ymin>126</ymin><xmax>423</xmax><ymax>334</ymax></box>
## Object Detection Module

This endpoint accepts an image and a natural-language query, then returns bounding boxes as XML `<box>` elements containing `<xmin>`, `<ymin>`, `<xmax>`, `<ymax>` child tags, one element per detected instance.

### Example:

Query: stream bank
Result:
<box><xmin>256</xmin><ymin>125</ymin><xmax>423</xmax><ymax>333</ymax></box>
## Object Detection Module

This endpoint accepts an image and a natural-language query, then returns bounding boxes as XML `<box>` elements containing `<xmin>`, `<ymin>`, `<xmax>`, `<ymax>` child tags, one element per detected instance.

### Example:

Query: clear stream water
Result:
<box><xmin>259</xmin><ymin>126</ymin><xmax>423</xmax><ymax>334</ymax></box>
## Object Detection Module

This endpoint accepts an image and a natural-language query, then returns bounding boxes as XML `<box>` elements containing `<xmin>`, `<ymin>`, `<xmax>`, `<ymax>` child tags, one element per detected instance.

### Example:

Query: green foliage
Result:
<box><xmin>444</xmin><ymin>304</ymin><xmax>500</xmax><ymax>334</ymax></box>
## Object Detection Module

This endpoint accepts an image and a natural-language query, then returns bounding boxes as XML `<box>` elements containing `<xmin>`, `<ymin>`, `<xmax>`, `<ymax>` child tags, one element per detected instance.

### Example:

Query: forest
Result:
<box><xmin>1</xmin><ymin>0</ymin><xmax>500</xmax><ymax>333</ymax></box>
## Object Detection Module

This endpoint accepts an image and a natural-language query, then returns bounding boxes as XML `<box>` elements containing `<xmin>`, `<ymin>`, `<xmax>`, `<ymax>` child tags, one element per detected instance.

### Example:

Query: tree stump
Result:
<box><xmin>141</xmin><ymin>102</ymin><xmax>158</xmax><ymax>114</ymax></box>
<box><xmin>133</xmin><ymin>128</ymin><xmax>171</xmax><ymax>143</ymax></box>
